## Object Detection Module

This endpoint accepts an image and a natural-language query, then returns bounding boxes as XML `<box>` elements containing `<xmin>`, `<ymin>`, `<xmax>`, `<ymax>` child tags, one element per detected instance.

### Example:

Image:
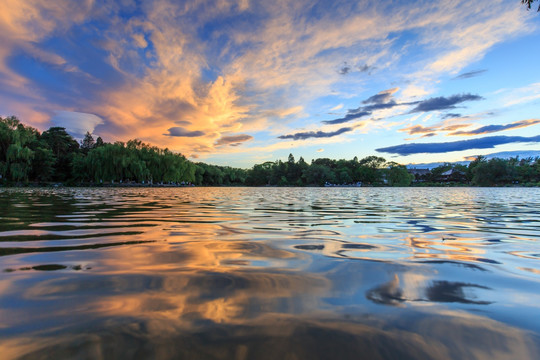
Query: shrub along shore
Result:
<box><xmin>2</xmin><ymin>116</ymin><xmax>539</xmax><ymax>187</ymax></box>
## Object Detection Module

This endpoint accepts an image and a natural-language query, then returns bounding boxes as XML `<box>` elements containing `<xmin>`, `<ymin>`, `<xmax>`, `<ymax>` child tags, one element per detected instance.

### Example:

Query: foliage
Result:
<box><xmin>41</xmin><ymin>127</ymin><xmax>80</xmax><ymax>181</ymax></box>
<box><xmin>0</xmin><ymin>116</ymin><xmax>39</xmax><ymax>182</ymax></box>
<box><xmin>0</xmin><ymin>116</ymin><xmax>195</xmax><ymax>185</ymax></box>
<box><xmin>194</xmin><ymin>162</ymin><xmax>248</xmax><ymax>186</ymax></box>
<box><xmin>385</xmin><ymin>162</ymin><xmax>413</xmax><ymax>186</ymax></box>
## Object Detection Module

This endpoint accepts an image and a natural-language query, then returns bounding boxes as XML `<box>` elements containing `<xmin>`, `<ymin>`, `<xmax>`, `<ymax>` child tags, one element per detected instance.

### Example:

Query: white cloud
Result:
<box><xmin>502</xmin><ymin>82</ymin><xmax>540</xmax><ymax>107</ymax></box>
<box><xmin>50</xmin><ymin>111</ymin><xmax>104</xmax><ymax>138</ymax></box>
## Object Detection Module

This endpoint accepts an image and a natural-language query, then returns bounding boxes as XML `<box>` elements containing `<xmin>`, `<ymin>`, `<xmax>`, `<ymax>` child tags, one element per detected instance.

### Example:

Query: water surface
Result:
<box><xmin>1</xmin><ymin>187</ymin><xmax>539</xmax><ymax>359</ymax></box>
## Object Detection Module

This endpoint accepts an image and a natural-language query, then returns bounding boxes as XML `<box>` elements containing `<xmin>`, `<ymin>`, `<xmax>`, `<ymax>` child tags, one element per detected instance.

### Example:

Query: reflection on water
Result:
<box><xmin>1</xmin><ymin>187</ymin><xmax>539</xmax><ymax>359</ymax></box>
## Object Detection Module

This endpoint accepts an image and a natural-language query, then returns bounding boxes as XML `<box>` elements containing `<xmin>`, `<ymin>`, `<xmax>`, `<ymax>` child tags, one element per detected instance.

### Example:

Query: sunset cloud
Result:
<box><xmin>0</xmin><ymin>0</ymin><xmax>537</xmax><ymax>166</ymax></box>
<box><xmin>449</xmin><ymin>119</ymin><xmax>540</xmax><ymax>136</ymax></box>
<box><xmin>400</xmin><ymin>121</ymin><xmax>471</xmax><ymax>136</ymax></box>
<box><xmin>166</xmin><ymin>127</ymin><xmax>205</xmax><ymax>137</ymax></box>
<box><xmin>215</xmin><ymin>134</ymin><xmax>253</xmax><ymax>146</ymax></box>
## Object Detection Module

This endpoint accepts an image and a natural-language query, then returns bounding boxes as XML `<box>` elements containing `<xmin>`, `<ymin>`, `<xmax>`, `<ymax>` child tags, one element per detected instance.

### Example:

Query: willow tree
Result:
<box><xmin>0</xmin><ymin>116</ymin><xmax>41</xmax><ymax>182</ymax></box>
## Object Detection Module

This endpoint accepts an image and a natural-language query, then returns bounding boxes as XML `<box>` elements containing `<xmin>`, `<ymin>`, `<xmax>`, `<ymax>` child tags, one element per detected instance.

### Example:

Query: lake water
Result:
<box><xmin>0</xmin><ymin>187</ymin><xmax>539</xmax><ymax>359</ymax></box>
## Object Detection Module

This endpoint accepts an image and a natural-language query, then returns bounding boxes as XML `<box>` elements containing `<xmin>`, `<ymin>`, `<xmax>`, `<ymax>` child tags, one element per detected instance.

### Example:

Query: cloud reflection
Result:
<box><xmin>2</xmin><ymin>309</ymin><xmax>538</xmax><ymax>360</ymax></box>
<box><xmin>2</xmin><ymin>188</ymin><xmax>540</xmax><ymax>359</ymax></box>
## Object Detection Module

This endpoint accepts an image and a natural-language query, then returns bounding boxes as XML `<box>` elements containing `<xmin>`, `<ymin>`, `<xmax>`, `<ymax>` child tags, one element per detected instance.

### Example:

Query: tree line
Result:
<box><xmin>0</xmin><ymin>116</ymin><xmax>195</xmax><ymax>185</ymax></box>
<box><xmin>415</xmin><ymin>156</ymin><xmax>540</xmax><ymax>186</ymax></box>
<box><xmin>1</xmin><ymin>116</ymin><xmax>539</xmax><ymax>187</ymax></box>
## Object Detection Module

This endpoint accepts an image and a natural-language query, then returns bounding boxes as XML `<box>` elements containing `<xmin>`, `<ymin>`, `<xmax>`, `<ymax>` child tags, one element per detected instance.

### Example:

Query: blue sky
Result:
<box><xmin>0</xmin><ymin>0</ymin><xmax>539</xmax><ymax>167</ymax></box>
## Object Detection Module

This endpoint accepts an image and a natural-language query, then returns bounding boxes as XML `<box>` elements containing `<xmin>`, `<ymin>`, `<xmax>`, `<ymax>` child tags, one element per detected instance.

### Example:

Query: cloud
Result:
<box><xmin>50</xmin><ymin>111</ymin><xmax>103</xmax><ymax>138</ymax></box>
<box><xmin>400</xmin><ymin>121</ymin><xmax>471</xmax><ymax>136</ymax></box>
<box><xmin>166</xmin><ymin>127</ymin><xmax>205</xmax><ymax>137</ymax></box>
<box><xmin>453</xmin><ymin>69</ymin><xmax>487</xmax><ymax>80</ymax></box>
<box><xmin>322</xmin><ymin>111</ymin><xmax>371</xmax><ymax>125</ymax></box>
<box><xmin>278</xmin><ymin>126</ymin><xmax>353</xmax><ymax>140</ymax></box>
<box><xmin>401</xmin><ymin>124</ymin><xmax>437</xmax><ymax>135</ymax></box>
<box><xmin>175</xmin><ymin>120</ymin><xmax>191</xmax><ymax>126</ymax></box>
<box><xmin>362</xmin><ymin>88</ymin><xmax>399</xmax><ymax>105</ymax></box>
<box><xmin>329</xmin><ymin>104</ymin><xmax>344</xmax><ymax>111</ymax></box>
<box><xmin>400</xmin><ymin>3</ymin><xmax>526</xmax><ymax>103</ymax></box>
<box><xmin>502</xmin><ymin>82</ymin><xmax>540</xmax><ymax>107</ymax></box>
<box><xmin>450</xmin><ymin>119</ymin><xmax>540</xmax><ymax>136</ymax></box>
<box><xmin>376</xmin><ymin>135</ymin><xmax>540</xmax><ymax>156</ymax></box>
<box><xmin>322</xmin><ymin>88</ymin><xmax>402</xmax><ymax>125</ymax></box>
<box><xmin>424</xmin><ymin>3</ymin><xmax>525</xmax><ymax>75</ymax></box>
<box><xmin>358</xmin><ymin>64</ymin><xmax>375</xmax><ymax>73</ymax></box>
<box><xmin>339</xmin><ymin>64</ymin><xmax>351</xmax><ymax>75</ymax></box>
<box><xmin>152</xmin><ymin>99</ymin><xmax>197</xmax><ymax>122</ymax></box>
<box><xmin>409</xmin><ymin>94</ymin><xmax>483</xmax><ymax>113</ymax></box>
<box><xmin>442</xmin><ymin>124</ymin><xmax>470</xmax><ymax>131</ymax></box>
<box><xmin>339</xmin><ymin>63</ymin><xmax>376</xmax><ymax>75</ymax></box>
<box><xmin>442</xmin><ymin>113</ymin><xmax>462</xmax><ymax>119</ymax></box>
<box><xmin>132</xmin><ymin>33</ymin><xmax>148</xmax><ymax>49</ymax></box>
<box><xmin>325</xmin><ymin>91</ymin><xmax>480</xmax><ymax>126</ymax></box>
<box><xmin>215</xmin><ymin>134</ymin><xmax>253</xmax><ymax>146</ymax></box>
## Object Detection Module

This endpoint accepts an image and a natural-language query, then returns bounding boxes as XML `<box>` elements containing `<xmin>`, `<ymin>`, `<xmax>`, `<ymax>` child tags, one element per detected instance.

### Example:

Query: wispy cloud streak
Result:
<box><xmin>450</xmin><ymin>119</ymin><xmax>540</xmax><ymax>136</ymax></box>
<box><xmin>278</xmin><ymin>127</ymin><xmax>353</xmax><ymax>140</ymax></box>
<box><xmin>453</xmin><ymin>69</ymin><xmax>487</xmax><ymax>80</ymax></box>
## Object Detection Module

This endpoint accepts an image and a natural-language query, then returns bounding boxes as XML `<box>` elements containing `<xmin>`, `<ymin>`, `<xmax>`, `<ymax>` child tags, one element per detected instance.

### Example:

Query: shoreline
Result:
<box><xmin>1</xmin><ymin>183</ymin><xmax>538</xmax><ymax>188</ymax></box>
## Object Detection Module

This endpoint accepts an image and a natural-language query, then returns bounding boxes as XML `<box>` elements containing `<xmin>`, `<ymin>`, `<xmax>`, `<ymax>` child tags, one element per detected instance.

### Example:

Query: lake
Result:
<box><xmin>1</xmin><ymin>187</ymin><xmax>539</xmax><ymax>359</ymax></box>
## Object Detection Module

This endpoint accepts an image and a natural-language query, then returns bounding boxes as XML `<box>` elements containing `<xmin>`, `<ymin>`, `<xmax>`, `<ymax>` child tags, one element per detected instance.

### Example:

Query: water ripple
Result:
<box><xmin>1</xmin><ymin>187</ymin><xmax>540</xmax><ymax>359</ymax></box>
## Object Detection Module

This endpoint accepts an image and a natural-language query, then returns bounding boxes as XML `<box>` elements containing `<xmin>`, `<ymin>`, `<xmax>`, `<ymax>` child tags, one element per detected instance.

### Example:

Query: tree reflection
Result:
<box><xmin>426</xmin><ymin>281</ymin><xmax>492</xmax><ymax>305</ymax></box>
<box><xmin>366</xmin><ymin>276</ymin><xmax>492</xmax><ymax>306</ymax></box>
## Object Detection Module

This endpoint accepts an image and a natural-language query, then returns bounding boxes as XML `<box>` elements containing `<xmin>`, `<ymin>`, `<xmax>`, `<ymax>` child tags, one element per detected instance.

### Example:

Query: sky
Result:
<box><xmin>1</xmin><ymin>0</ymin><xmax>539</xmax><ymax>168</ymax></box>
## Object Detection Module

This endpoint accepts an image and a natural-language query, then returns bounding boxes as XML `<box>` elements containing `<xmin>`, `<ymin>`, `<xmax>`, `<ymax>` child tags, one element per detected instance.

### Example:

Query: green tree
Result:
<box><xmin>30</xmin><ymin>146</ymin><xmax>56</xmax><ymax>182</ymax></box>
<box><xmin>304</xmin><ymin>163</ymin><xmax>336</xmax><ymax>186</ymax></box>
<box><xmin>80</xmin><ymin>132</ymin><xmax>95</xmax><ymax>154</ymax></box>
<box><xmin>246</xmin><ymin>162</ymin><xmax>273</xmax><ymax>186</ymax></box>
<box><xmin>0</xmin><ymin>116</ymin><xmax>40</xmax><ymax>183</ymax></box>
<box><xmin>95</xmin><ymin>136</ymin><xmax>105</xmax><ymax>147</ymax></box>
<box><xmin>286</xmin><ymin>153</ymin><xmax>303</xmax><ymax>184</ymax></box>
<box><xmin>385</xmin><ymin>162</ymin><xmax>413</xmax><ymax>186</ymax></box>
<box><xmin>356</xmin><ymin>156</ymin><xmax>386</xmax><ymax>184</ymax></box>
<box><xmin>41</xmin><ymin>127</ymin><xmax>80</xmax><ymax>181</ymax></box>
<box><xmin>471</xmin><ymin>158</ymin><xmax>513</xmax><ymax>186</ymax></box>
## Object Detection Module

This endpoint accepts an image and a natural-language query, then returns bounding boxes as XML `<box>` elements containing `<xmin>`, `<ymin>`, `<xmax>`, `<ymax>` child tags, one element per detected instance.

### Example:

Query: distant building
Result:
<box><xmin>407</xmin><ymin>168</ymin><xmax>430</xmax><ymax>176</ymax></box>
<box><xmin>440</xmin><ymin>169</ymin><xmax>453</xmax><ymax>177</ymax></box>
<box><xmin>407</xmin><ymin>168</ymin><xmax>430</xmax><ymax>182</ymax></box>
<box><xmin>439</xmin><ymin>168</ymin><xmax>466</xmax><ymax>182</ymax></box>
